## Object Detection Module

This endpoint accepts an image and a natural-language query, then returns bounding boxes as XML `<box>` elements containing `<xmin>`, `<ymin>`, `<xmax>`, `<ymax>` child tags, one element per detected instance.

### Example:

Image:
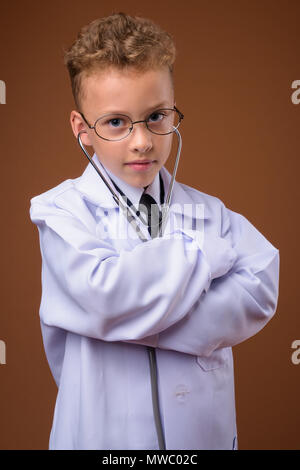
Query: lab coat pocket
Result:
<box><xmin>196</xmin><ymin>347</ymin><xmax>229</xmax><ymax>371</ymax></box>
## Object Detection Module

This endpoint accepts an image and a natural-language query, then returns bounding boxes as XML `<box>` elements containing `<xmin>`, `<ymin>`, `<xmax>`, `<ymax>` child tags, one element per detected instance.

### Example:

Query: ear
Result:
<box><xmin>70</xmin><ymin>110</ymin><xmax>93</xmax><ymax>146</ymax></box>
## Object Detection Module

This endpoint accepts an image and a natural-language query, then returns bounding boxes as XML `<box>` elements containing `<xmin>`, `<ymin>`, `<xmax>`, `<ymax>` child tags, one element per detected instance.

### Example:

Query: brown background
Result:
<box><xmin>0</xmin><ymin>0</ymin><xmax>299</xmax><ymax>450</ymax></box>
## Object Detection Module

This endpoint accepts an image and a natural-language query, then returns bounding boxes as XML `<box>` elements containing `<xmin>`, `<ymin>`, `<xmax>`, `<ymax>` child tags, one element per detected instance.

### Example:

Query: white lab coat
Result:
<box><xmin>29</xmin><ymin>153</ymin><xmax>280</xmax><ymax>450</ymax></box>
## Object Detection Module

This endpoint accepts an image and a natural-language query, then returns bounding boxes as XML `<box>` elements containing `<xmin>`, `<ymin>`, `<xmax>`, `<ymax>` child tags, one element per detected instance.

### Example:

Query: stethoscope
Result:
<box><xmin>77</xmin><ymin>127</ymin><xmax>183</xmax><ymax>450</ymax></box>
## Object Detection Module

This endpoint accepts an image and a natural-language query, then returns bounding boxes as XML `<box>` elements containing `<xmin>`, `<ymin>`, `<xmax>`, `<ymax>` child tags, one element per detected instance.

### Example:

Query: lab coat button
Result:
<box><xmin>175</xmin><ymin>384</ymin><xmax>190</xmax><ymax>402</ymax></box>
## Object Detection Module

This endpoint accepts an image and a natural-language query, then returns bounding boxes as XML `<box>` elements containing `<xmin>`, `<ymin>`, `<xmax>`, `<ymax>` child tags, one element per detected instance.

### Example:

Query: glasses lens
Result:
<box><xmin>147</xmin><ymin>109</ymin><xmax>180</xmax><ymax>135</ymax></box>
<box><xmin>95</xmin><ymin>114</ymin><xmax>132</xmax><ymax>140</ymax></box>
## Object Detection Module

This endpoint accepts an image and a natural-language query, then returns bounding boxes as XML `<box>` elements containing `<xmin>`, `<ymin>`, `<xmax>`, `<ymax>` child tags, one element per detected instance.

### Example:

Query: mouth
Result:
<box><xmin>125</xmin><ymin>160</ymin><xmax>156</xmax><ymax>171</ymax></box>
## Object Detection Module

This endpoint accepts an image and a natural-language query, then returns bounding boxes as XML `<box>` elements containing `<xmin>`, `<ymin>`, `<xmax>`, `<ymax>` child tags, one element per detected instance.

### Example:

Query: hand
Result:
<box><xmin>202</xmin><ymin>233</ymin><xmax>238</xmax><ymax>280</ymax></box>
<box><xmin>162</xmin><ymin>216</ymin><xmax>237</xmax><ymax>281</ymax></box>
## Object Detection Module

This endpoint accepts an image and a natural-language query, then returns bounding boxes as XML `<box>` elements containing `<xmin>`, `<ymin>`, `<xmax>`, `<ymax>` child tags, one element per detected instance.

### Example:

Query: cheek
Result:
<box><xmin>93</xmin><ymin>139</ymin><xmax>127</xmax><ymax>163</ymax></box>
<box><xmin>158</xmin><ymin>135</ymin><xmax>173</xmax><ymax>157</ymax></box>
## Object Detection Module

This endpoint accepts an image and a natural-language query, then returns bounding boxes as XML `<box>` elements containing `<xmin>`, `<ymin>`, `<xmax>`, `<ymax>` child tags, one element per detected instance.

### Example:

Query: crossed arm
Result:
<box><xmin>124</xmin><ymin>208</ymin><xmax>280</xmax><ymax>356</ymax></box>
<box><xmin>31</xmin><ymin>199</ymin><xmax>279</xmax><ymax>356</ymax></box>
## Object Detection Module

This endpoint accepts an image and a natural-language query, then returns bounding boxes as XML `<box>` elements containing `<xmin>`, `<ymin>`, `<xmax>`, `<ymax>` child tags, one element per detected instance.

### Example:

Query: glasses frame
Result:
<box><xmin>78</xmin><ymin>105</ymin><xmax>184</xmax><ymax>142</ymax></box>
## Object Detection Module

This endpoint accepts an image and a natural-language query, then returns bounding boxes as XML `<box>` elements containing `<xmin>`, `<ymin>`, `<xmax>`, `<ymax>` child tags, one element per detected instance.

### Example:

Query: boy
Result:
<box><xmin>29</xmin><ymin>12</ymin><xmax>280</xmax><ymax>450</ymax></box>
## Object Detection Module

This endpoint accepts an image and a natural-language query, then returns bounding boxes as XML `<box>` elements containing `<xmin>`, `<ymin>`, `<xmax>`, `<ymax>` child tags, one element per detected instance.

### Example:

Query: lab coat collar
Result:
<box><xmin>75</xmin><ymin>152</ymin><xmax>210</xmax><ymax>219</ymax></box>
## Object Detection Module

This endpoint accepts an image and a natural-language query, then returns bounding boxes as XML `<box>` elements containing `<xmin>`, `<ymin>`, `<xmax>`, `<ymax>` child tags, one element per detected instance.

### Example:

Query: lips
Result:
<box><xmin>126</xmin><ymin>160</ymin><xmax>154</xmax><ymax>164</ymax></box>
<box><xmin>125</xmin><ymin>160</ymin><xmax>155</xmax><ymax>172</ymax></box>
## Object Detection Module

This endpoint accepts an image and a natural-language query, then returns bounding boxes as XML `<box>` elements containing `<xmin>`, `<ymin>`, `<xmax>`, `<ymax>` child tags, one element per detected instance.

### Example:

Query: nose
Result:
<box><xmin>129</xmin><ymin>121</ymin><xmax>153</xmax><ymax>153</ymax></box>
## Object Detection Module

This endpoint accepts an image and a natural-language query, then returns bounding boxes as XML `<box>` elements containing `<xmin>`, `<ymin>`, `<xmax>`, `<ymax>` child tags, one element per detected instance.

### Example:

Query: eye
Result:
<box><xmin>106</xmin><ymin>117</ymin><xmax>124</xmax><ymax>127</ymax></box>
<box><xmin>148</xmin><ymin>111</ymin><xmax>165</xmax><ymax>122</ymax></box>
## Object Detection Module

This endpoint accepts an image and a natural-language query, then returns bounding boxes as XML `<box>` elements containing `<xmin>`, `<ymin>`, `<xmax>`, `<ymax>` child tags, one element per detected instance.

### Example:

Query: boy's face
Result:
<box><xmin>70</xmin><ymin>66</ymin><xmax>175</xmax><ymax>188</ymax></box>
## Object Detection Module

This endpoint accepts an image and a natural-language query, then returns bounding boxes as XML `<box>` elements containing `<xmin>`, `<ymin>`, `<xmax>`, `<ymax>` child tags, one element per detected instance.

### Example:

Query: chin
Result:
<box><xmin>134</xmin><ymin>173</ymin><xmax>158</xmax><ymax>188</ymax></box>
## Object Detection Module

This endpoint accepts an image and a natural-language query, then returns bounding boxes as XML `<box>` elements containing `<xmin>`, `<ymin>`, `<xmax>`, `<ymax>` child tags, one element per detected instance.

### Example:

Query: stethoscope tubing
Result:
<box><xmin>77</xmin><ymin>128</ymin><xmax>182</xmax><ymax>241</ymax></box>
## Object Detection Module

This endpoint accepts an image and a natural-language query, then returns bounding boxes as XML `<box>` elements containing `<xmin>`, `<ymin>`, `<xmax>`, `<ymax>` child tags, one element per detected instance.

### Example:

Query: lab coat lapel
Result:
<box><xmin>75</xmin><ymin>153</ymin><xmax>119</xmax><ymax>210</ymax></box>
<box><xmin>159</xmin><ymin>166</ymin><xmax>209</xmax><ymax>236</ymax></box>
<box><xmin>74</xmin><ymin>154</ymin><xmax>149</xmax><ymax>248</ymax></box>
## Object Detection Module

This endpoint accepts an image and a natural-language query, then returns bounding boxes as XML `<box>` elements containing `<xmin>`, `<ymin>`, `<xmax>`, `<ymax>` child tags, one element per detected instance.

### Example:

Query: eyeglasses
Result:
<box><xmin>78</xmin><ymin>105</ymin><xmax>184</xmax><ymax>142</ymax></box>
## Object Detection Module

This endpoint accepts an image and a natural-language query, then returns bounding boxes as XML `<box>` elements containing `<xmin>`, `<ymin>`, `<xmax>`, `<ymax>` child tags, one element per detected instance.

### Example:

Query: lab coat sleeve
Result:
<box><xmin>125</xmin><ymin>206</ymin><xmax>280</xmax><ymax>356</ymax></box>
<box><xmin>30</xmin><ymin>199</ymin><xmax>220</xmax><ymax>342</ymax></box>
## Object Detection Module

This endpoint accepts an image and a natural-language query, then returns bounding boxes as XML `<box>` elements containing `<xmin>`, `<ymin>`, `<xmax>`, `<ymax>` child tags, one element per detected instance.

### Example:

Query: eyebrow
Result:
<box><xmin>101</xmin><ymin>101</ymin><xmax>172</xmax><ymax>116</ymax></box>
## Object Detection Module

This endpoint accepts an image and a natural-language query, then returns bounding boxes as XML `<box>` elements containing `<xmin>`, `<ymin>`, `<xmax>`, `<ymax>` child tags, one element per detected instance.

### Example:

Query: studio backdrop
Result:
<box><xmin>0</xmin><ymin>0</ymin><xmax>299</xmax><ymax>450</ymax></box>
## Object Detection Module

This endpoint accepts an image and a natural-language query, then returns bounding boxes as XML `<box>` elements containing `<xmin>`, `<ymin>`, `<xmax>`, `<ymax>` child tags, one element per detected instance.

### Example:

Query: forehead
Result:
<box><xmin>80</xmin><ymin>66</ymin><xmax>174</xmax><ymax>116</ymax></box>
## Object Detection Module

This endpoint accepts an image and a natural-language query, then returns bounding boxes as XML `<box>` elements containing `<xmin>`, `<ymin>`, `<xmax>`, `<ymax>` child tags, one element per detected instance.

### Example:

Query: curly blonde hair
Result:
<box><xmin>63</xmin><ymin>12</ymin><xmax>176</xmax><ymax>109</ymax></box>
